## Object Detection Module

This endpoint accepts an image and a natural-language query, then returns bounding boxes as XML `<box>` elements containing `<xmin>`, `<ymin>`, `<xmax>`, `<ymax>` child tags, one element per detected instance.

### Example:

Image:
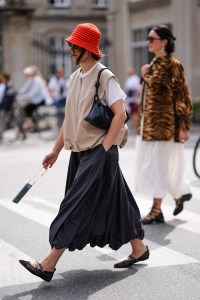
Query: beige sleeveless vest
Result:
<box><xmin>63</xmin><ymin>62</ymin><xmax>128</xmax><ymax>152</ymax></box>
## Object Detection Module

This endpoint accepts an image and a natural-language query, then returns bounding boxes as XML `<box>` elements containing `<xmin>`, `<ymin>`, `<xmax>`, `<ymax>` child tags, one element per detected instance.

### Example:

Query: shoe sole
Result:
<box><xmin>142</xmin><ymin>218</ymin><xmax>165</xmax><ymax>225</ymax></box>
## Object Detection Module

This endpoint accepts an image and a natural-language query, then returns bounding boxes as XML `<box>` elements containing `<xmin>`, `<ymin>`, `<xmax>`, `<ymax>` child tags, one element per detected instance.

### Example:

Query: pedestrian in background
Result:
<box><xmin>133</xmin><ymin>25</ymin><xmax>193</xmax><ymax>225</ymax></box>
<box><xmin>124</xmin><ymin>67</ymin><xmax>141</xmax><ymax>130</ymax></box>
<box><xmin>18</xmin><ymin>65</ymin><xmax>52</xmax><ymax>132</ymax></box>
<box><xmin>0</xmin><ymin>73</ymin><xmax>9</xmax><ymax>141</ymax></box>
<box><xmin>0</xmin><ymin>73</ymin><xmax>26</xmax><ymax>141</ymax></box>
<box><xmin>19</xmin><ymin>22</ymin><xmax>149</xmax><ymax>282</ymax></box>
<box><xmin>48</xmin><ymin>67</ymin><xmax>69</xmax><ymax>129</ymax></box>
<box><xmin>0</xmin><ymin>74</ymin><xmax>6</xmax><ymax>105</ymax></box>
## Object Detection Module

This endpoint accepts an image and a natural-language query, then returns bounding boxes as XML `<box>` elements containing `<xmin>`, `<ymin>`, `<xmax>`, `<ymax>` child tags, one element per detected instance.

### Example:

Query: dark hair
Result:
<box><xmin>76</xmin><ymin>47</ymin><xmax>86</xmax><ymax>66</ymax></box>
<box><xmin>3</xmin><ymin>73</ymin><xmax>11</xmax><ymax>82</ymax></box>
<box><xmin>91</xmin><ymin>53</ymin><xmax>103</xmax><ymax>61</ymax></box>
<box><xmin>75</xmin><ymin>47</ymin><xmax>104</xmax><ymax>66</ymax></box>
<box><xmin>152</xmin><ymin>25</ymin><xmax>176</xmax><ymax>54</ymax></box>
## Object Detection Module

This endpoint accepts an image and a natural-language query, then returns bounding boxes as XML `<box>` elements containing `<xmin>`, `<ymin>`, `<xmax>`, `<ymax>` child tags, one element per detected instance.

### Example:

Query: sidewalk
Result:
<box><xmin>0</xmin><ymin>122</ymin><xmax>199</xmax><ymax>150</ymax></box>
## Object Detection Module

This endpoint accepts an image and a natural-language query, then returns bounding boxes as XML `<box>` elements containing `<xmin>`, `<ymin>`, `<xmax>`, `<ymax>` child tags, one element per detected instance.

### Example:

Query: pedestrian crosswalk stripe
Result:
<box><xmin>140</xmin><ymin>240</ymin><xmax>199</xmax><ymax>268</ymax></box>
<box><xmin>0</xmin><ymin>238</ymin><xmax>41</xmax><ymax>287</ymax></box>
<box><xmin>94</xmin><ymin>246</ymin><xmax>114</xmax><ymax>255</ymax></box>
<box><xmin>0</xmin><ymin>196</ymin><xmax>200</xmax><ymax>273</ymax></box>
<box><xmin>0</xmin><ymin>198</ymin><xmax>56</xmax><ymax>228</ymax></box>
<box><xmin>92</xmin><ymin>238</ymin><xmax>199</xmax><ymax>268</ymax></box>
<box><xmin>29</xmin><ymin>196</ymin><xmax>59</xmax><ymax>210</ymax></box>
<box><xmin>136</xmin><ymin>197</ymin><xmax>200</xmax><ymax>235</ymax></box>
<box><xmin>1</xmin><ymin>195</ymin><xmax>200</xmax><ymax>236</ymax></box>
<box><xmin>98</xmin><ymin>239</ymin><xmax>199</xmax><ymax>270</ymax></box>
<box><xmin>0</xmin><ymin>238</ymin><xmax>63</xmax><ymax>288</ymax></box>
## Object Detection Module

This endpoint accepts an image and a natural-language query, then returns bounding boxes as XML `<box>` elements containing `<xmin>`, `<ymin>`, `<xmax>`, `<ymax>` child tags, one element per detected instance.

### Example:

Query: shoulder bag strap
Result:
<box><xmin>94</xmin><ymin>67</ymin><xmax>109</xmax><ymax>102</ymax></box>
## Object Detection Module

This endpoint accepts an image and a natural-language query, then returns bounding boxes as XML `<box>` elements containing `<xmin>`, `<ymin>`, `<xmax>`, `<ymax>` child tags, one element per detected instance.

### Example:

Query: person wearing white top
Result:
<box><xmin>0</xmin><ymin>75</ymin><xmax>6</xmax><ymax>105</ymax></box>
<box><xmin>48</xmin><ymin>67</ymin><xmax>69</xmax><ymax>128</ymax></box>
<box><xmin>19</xmin><ymin>23</ymin><xmax>149</xmax><ymax>282</ymax></box>
<box><xmin>123</xmin><ymin>67</ymin><xmax>141</xmax><ymax>129</ymax></box>
<box><xmin>18</xmin><ymin>66</ymin><xmax>46</xmax><ymax>130</ymax></box>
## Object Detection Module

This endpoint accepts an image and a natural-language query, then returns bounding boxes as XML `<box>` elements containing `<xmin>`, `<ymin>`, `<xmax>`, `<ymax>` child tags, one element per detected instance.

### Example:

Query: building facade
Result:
<box><xmin>0</xmin><ymin>0</ymin><xmax>109</xmax><ymax>87</ymax></box>
<box><xmin>0</xmin><ymin>0</ymin><xmax>200</xmax><ymax>98</ymax></box>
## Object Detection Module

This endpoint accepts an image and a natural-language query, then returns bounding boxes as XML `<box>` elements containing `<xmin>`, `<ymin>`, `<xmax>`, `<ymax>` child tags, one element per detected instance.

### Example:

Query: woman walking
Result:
<box><xmin>19</xmin><ymin>23</ymin><xmax>149</xmax><ymax>282</ymax></box>
<box><xmin>134</xmin><ymin>25</ymin><xmax>192</xmax><ymax>225</ymax></box>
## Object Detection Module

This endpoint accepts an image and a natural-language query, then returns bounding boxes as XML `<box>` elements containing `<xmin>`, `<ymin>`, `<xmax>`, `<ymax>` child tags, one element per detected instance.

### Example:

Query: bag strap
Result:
<box><xmin>94</xmin><ymin>67</ymin><xmax>109</xmax><ymax>102</ymax></box>
<box><xmin>28</xmin><ymin>167</ymin><xmax>47</xmax><ymax>186</ymax></box>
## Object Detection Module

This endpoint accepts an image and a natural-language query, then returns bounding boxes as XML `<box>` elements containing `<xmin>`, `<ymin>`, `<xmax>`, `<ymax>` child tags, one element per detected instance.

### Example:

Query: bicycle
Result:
<box><xmin>0</xmin><ymin>100</ymin><xmax>26</xmax><ymax>141</ymax></box>
<box><xmin>193</xmin><ymin>136</ymin><xmax>200</xmax><ymax>178</ymax></box>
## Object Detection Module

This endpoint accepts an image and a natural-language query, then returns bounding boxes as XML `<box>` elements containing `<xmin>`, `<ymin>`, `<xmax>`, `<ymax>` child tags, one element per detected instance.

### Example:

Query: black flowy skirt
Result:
<box><xmin>49</xmin><ymin>144</ymin><xmax>144</xmax><ymax>251</ymax></box>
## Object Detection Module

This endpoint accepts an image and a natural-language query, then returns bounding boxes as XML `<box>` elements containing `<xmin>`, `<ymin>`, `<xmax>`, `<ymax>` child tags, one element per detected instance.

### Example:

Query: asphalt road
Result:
<box><xmin>0</xmin><ymin>125</ymin><xmax>200</xmax><ymax>300</ymax></box>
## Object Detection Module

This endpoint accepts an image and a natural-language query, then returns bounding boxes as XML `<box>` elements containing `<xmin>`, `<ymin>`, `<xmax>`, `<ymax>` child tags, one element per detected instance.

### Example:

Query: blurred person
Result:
<box><xmin>0</xmin><ymin>74</ymin><xmax>6</xmax><ymax>105</ymax></box>
<box><xmin>48</xmin><ymin>67</ymin><xmax>69</xmax><ymax>129</ymax></box>
<box><xmin>18</xmin><ymin>65</ymin><xmax>48</xmax><ymax>131</ymax></box>
<box><xmin>19</xmin><ymin>23</ymin><xmax>149</xmax><ymax>282</ymax></box>
<box><xmin>124</xmin><ymin>67</ymin><xmax>141</xmax><ymax>129</ymax></box>
<box><xmin>134</xmin><ymin>25</ymin><xmax>192</xmax><ymax>225</ymax></box>
<box><xmin>0</xmin><ymin>74</ymin><xmax>6</xmax><ymax>141</ymax></box>
<box><xmin>0</xmin><ymin>73</ymin><xmax>26</xmax><ymax>141</ymax></box>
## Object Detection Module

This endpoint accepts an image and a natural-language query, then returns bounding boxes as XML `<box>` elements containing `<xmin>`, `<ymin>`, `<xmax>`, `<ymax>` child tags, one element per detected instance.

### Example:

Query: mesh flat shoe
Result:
<box><xmin>114</xmin><ymin>246</ymin><xmax>150</xmax><ymax>268</ymax></box>
<box><xmin>19</xmin><ymin>260</ymin><xmax>55</xmax><ymax>282</ymax></box>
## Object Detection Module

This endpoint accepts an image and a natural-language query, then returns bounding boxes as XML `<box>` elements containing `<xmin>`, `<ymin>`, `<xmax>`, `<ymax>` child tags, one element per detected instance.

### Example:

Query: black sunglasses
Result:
<box><xmin>67</xmin><ymin>42</ymin><xmax>80</xmax><ymax>50</ymax></box>
<box><xmin>147</xmin><ymin>37</ymin><xmax>161</xmax><ymax>43</ymax></box>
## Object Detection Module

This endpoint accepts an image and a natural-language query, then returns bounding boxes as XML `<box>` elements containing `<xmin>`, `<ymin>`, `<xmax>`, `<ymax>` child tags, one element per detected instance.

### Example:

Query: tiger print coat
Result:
<box><xmin>136</xmin><ymin>55</ymin><xmax>192</xmax><ymax>142</ymax></box>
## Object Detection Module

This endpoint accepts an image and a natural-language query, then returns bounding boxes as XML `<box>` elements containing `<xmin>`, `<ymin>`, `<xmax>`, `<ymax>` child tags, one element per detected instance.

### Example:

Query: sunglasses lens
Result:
<box><xmin>68</xmin><ymin>43</ymin><xmax>80</xmax><ymax>50</ymax></box>
<box><xmin>147</xmin><ymin>37</ymin><xmax>154</xmax><ymax>42</ymax></box>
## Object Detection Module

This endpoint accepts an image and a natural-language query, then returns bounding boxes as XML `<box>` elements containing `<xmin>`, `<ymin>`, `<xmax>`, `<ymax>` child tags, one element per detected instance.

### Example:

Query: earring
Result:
<box><xmin>161</xmin><ymin>47</ymin><xmax>165</xmax><ymax>52</ymax></box>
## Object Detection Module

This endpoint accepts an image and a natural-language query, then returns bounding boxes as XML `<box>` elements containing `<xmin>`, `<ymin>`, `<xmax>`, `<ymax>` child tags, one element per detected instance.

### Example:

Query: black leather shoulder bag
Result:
<box><xmin>84</xmin><ymin>68</ymin><xmax>129</xmax><ymax>130</ymax></box>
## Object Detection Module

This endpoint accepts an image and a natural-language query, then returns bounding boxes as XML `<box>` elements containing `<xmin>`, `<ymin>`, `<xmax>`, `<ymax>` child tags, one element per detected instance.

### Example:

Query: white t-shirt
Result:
<box><xmin>80</xmin><ymin>64</ymin><xmax>127</xmax><ymax>107</ymax></box>
<box><xmin>124</xmin><ymin>74</ymin><xmax>140</xmax><ymax>94</ymax></box>
<box><xmin>48</xmin><ymin>76</ymin><xmax>68</xmax><ymax>101</ymax></box>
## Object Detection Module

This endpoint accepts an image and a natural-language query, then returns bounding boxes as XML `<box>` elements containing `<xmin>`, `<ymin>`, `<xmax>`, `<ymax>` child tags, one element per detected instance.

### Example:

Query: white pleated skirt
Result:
<box><xmin>133</xmin><ymin>135</ymin><xmax>192</xmax><ymax>199</ymax></box>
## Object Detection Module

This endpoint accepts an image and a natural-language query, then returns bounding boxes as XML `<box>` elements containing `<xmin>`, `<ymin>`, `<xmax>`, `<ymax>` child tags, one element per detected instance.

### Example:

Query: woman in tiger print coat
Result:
<box><xmin>134</xmin><ymin>25</ymin><xmax>193</xmax><ymax>224</ymax></box>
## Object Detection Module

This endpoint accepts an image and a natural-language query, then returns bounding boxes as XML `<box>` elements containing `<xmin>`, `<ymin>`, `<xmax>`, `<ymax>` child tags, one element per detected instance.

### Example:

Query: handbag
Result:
<box><xmin>84</xmin><ymin>68</ymin><xmax>130</xmax><ymax>130</ymax></box>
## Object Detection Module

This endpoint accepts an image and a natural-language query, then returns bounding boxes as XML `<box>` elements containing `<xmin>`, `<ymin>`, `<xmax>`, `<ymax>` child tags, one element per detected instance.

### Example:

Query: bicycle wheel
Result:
<box><xmin>193</xmin><ymin>137</ymin><xmax>200</xmax><ymax>179</ymax></box>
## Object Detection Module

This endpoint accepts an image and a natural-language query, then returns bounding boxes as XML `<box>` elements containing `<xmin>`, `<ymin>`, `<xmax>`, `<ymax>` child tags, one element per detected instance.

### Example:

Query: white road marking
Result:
<box><xmin>29</xmin><ymin>196</ymin><xmax>59</xmax><ymax>210</ymax></box>
<box><xmin>0</xmin><ymin>238</ymin><xmax>63</xmax><ymax>288</ymax></box>
<box><xmin>134</xmin><ymin>239</ymin><xmax>199</xmax><ymax>269</ymax></box>
<box><xmin>0</xmin><ymin>195</ymin><xmax>199</xmax><ymax>276</ymax></box>
<box><xmin>1</xmin><ymin>195</ymin><xmax>200</xmax><ymax>235</ymax></box>
<box><xmin>94</xmin><ymin>246</ymin><xmax>114</xmax><ymax>254</ymax></box>
<box><xmin>137</xmin><ymin>196</ymin><xmax>200</xmax><ymax>235</ymax></box>
<box><xmin>0</xmin><ymin>198</ymin><xmax>57</xmax><ymax>228</ymax></box>
<box><xmin>0</xmin><ymin>238</ymin><xmax>41</xmax><ymax>287</ymax></box>
<box><xmin>92</xmin><ymin>238</ymin><xmax>199</xmax><ymax>269</ymax></box>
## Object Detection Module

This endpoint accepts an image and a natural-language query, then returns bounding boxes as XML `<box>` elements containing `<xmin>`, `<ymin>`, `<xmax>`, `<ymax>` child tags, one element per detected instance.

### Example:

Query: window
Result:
<box><xmin>91</xmin><ymin>0</ymin><xmax>108</xmax><ymax>8</ymax></box>
<box><xmin>32</xmin><ymin>34</ymin><xmax>72</xmax><ymax>77</ymax></box>
<box><xmin>48</xmin><ymin>36</ymin><xmax>72</xmax><ymax>76</ymax></box>
<box><xmin>131</xmin><ymin>27</ymin><xmax>154</xmax><ymax>76</ymax></box>
<box><xmin>48</xmin><ymin>0</ymin><xmax>71</xmax><ymax>7</ymax></box>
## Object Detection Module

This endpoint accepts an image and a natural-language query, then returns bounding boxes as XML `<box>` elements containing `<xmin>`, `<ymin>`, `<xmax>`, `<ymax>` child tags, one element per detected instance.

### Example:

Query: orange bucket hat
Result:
<box><xmin>65</xmin><ymin>23</ymin><xmax>102</xmax><ymax>56</ymax></box>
